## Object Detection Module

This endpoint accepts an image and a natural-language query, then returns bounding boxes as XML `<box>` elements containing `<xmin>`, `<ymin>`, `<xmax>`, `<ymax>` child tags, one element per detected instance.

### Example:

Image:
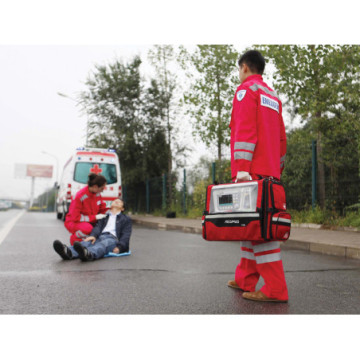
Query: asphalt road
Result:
<box><xmin>0</xmin><ymin>210</ymin><xmax>360</xmax><ymax>314</ymax></box>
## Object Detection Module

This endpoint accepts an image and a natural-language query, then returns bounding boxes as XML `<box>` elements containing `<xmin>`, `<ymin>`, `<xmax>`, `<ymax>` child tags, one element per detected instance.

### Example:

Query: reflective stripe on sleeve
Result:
<box><xmin>255</xmin><ymin>252</ymin><xmax>282</xmax><ymax>264</ymax></box>
<box><xmin>80</xmin><ymin>215</ymin><xmax>90</xmax><ymax>222</ymax></box>
<box><xmin>249</xmin><ymin>83</ymin><xmax>278</xmax><ymax>98</ymax></box>
<box><xmin>234</xmin><ymin>142</ymin><xmax>255</xmax><ymax>152</ymax></box>
<box><xmin>80</xmin><ymin>194</ymin><xmax>88</xmax><ymax>202</ymax></box>
<box><xmin>234</xmin><ymin>151</ymin><xmax>253</xmax><ymax>161</ymax></box>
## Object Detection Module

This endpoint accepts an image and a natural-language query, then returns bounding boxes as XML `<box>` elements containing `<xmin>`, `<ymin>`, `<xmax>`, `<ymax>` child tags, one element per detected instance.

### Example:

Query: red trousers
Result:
<box><xmin>235</xmin><ymin>240</ymin><xmax>288</xmax><ymax>301</ymax></box>
<box><xmin>64</xmin><ymin>222</ymin><xmax>94</xmax><ymax>246</ymax></box>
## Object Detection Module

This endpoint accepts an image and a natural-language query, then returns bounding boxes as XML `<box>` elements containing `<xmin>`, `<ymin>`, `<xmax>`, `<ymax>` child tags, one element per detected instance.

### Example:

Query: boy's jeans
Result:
<box><xmin>69</xmin><ymin>233</ymin><xmax>117</xmax><ymax>259</ymax></box>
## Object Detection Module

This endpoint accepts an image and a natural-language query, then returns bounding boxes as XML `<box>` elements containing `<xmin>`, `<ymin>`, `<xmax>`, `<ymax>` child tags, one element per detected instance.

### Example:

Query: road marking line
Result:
<box><xmin>0</xmin><ymin>210</ymin><xmax>26</xmax><ymax>246</ymax></box>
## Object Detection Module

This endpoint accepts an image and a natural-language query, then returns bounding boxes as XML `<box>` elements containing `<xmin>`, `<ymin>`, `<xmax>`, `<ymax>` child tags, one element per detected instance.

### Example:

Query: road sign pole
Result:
<box><xmin>29</xmin><ymin>177</ymin><xmax>35</xmax><ymax>208</ymax></box>
<box><xmin>146</xmin><ymin>178</ymin><xmax>150</xmax><ymax>213</ymax></box>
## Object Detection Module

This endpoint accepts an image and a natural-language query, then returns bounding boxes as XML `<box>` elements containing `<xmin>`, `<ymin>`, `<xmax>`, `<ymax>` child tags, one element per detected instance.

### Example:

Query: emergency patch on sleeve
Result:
<box><xmin>260</xmin><ymin>94</ymin><xmax>279</xmax><ymax>113</ymax></box>
<box><xmin>236</xmin><ymin>90</ymin><xmax>247</xmax><ymax>102</ymax></box>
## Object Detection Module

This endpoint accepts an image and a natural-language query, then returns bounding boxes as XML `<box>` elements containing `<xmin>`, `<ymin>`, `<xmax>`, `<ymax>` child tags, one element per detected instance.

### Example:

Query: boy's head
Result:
<box><xmin>238</xmin><ymin>50</ymin><xmax>265</xmax><ymax>83</ymax></box>
<box><xmin>111</xmin><ymin>199</ymin><xmax>125</xmax><ymax>212</ymax></box>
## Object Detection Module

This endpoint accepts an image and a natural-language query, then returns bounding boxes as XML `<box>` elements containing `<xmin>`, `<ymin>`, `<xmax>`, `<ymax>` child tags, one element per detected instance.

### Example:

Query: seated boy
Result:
<box><xmin>53</xmin><ymin>199</ymin><xmax>132</xmax><ymax>261</ymax></box>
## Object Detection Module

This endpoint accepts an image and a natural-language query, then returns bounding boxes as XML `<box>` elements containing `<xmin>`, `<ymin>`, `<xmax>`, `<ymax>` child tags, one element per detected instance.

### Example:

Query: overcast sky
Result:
<box><xmin>0</xmin><ymin>44</ymin><xmax>230</xmax><ymax>201</ymax></box>
<box><xmin>0</xmin><ymin>45</ymin><xmax>159</xmax><ymax>200</ymax></box>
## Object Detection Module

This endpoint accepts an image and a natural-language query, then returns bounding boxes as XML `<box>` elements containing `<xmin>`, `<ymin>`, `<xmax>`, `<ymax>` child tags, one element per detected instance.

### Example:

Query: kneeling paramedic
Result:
<box><xmin>228</xmin><ymin>50</ymin><xmax>288</xmax><ymax>302</ymax></box>
<box><xmin>53</xmin><ymin>199</ymin><xmax>132</xmax><ymax>261</ymax></box>
<box><xmin>64</xmin><ymin>173</ymin><xmax>108</xmax><ymax>246</ymax></box>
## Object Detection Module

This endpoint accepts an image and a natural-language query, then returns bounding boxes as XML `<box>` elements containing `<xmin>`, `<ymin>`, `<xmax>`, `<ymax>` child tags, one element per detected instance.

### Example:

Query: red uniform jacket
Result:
<box><xmin>65</xmin><ymin>186</ymin><xmax>107</xmax><ymax>225</ymax></box>
<box><xmin>230</xmin><ymin>74</ymin><xmax>287</xmax><ymax>180</ymax></box>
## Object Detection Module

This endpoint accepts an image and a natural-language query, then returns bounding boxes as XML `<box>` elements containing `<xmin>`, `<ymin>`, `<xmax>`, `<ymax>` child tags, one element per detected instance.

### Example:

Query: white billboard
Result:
<box><xmin>14</xmin><ymin>164</ymin><xmax>53</xmax><ymax>178</ymax></box>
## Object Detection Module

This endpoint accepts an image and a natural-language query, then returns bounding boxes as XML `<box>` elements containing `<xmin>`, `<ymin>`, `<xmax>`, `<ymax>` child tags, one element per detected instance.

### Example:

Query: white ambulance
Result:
<box><xmin>56</xmin><ymin>147</ymin><xmax>122</xmax><ymax>220</ymax></box>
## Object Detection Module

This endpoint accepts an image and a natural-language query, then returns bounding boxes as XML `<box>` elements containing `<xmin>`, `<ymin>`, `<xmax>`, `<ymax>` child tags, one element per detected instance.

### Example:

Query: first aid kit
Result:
<box><xmin>202</xmin><ymin>178</ymin><xmax>291</xmax><ymax>242</ymax></box>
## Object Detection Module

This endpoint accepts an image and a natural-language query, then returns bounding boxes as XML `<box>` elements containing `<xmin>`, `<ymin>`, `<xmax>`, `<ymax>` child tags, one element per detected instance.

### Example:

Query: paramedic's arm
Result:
<box><xmin>231</xmin><ymin>88</ymin><xmax>258</xmax><ymax>179</ymax></box>
<box><xmin>98</xmin><ymin>198</ymin><xmax>107</xmax><ymax>215</ymax></box>
<box><xmin>279</xmin><ymin>105</ymin><xmax>287</xmax><ymax>176</ymax></box>
<box><xmin>68</xmin><ymin>197</ymin><xmax>83</xmax><ymax>222</ymax></box>
<box><xmin>87</xmin><ymin>199</ymin><xmax>106</xmax><ymax>222</ymax></box>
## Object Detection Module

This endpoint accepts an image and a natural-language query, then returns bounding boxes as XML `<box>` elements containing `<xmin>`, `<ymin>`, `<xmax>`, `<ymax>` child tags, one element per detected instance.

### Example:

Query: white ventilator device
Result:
<box><xmin>209</xmin><ymin>182</ymin><xmax>259</xmax><ymax>214</ymax></box>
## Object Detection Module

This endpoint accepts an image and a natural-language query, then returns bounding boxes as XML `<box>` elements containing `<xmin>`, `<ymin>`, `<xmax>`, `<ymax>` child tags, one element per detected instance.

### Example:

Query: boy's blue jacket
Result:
<box><xmin>90</xmin><ymin>212</ymin><xmax>132</xmax><ymax>252</ymax></box>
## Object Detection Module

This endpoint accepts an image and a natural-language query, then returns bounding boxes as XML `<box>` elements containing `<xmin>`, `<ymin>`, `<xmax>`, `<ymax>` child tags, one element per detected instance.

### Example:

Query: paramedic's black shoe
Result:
<box><xmin>53</xmin><ymin>240</ymin><xmax>73</xmax><ymax>260</ymax></box>
<box><xmin>73</xmin><ymin>242</ymin><xmax>93</xmax><ymax>262</ymax></box>
<box><xmin>227</xmin><ymin>280</ymin><xmax>246</xmax><ymax>291</ymax></box>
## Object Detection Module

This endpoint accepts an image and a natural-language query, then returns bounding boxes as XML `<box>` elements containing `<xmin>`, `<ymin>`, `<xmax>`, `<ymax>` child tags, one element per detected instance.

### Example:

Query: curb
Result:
<box><xmin>132</xmin><ymin>218</ymin><xmax>202</xmax><ymax>235</ymax></box>
<box><xmin>292</xmin><ymin>223</ymin><xmax>360</xmax><ymax>232</ymax></box>
<box><xmin>132</xmin><ymin>217</ymin><xmax>360</xmax><ymax>260</ymax></box>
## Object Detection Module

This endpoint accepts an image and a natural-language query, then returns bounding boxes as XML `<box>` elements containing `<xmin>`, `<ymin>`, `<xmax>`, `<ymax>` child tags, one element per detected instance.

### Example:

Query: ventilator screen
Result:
<box><xmin>219</xmin><ymin>194</ymin><xmax>233</xmax><ymax>205</ymax></box>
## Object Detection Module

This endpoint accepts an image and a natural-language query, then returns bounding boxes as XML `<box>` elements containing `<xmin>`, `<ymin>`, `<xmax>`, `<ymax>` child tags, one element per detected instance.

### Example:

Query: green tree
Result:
<box><xmin>281</xmin><ymin>126</ymin><xmax>313</xmax><ymax>210</ymax></box>
<box><xmin>179</xmin><ymin>45</ymin><xmax>239</xmax><ymax>170</ymax></box>
<box><xmin>78</xmin><ymin>56</ymin><xmax>171</xmax><ymax>211</ymax></box>
<box><xmin>79</xmin><ymin>56</ymin><xmax>144</xmax><ymax>185</ymax></box>
<box><xmin>259</xmin><ymin>45</ymin><xmax>360</xmax><ymax>209</ymax></box>
<box><xmin>148</xmin><ymin>45</ymin><xmax>179</xmax><ymax>207</ymax></box>
<box><xmin>142</xmin><ymin>78</ymin><xmax>170</xmax><ymax>178</ymax></box>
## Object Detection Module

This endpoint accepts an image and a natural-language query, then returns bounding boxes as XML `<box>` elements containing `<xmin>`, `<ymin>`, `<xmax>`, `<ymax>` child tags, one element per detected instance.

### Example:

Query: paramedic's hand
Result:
<box><xmin>236</xmin><ymin>171</ymin><xmax>251</xmax><ymax>182</ymax></box>
<box><xmin>95</xmin><ymin>214</ymin><xmax>106</xmax><ymax>220</ymax></box>
<box><xmin>84</xmin><ymin>236</ymin><xmax>96</xmax><ymax>244</ymax></box>
<box><xmin>112</xmin><ymin>247</ymin><xmax>120</xmax><ymax>254</ymax></box>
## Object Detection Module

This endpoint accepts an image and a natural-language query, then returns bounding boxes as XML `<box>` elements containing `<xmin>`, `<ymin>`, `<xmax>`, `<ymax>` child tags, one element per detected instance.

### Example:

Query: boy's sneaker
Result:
<box><xmin>53</xmin><ymin>240</ymin><xmax>73</xmax><ymax>260</ymax></box>
<box><xmin>73</xmin><ymin>241</ymin><xmax>93</xmax><ymax>262</ymax></box>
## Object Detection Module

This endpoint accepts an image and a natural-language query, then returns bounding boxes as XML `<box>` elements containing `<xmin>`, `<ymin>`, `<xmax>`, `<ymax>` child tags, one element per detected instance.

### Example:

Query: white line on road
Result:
<box><xmin>0</xmin><ymin>210</ymin><xmax>26</xmax><ymax>246</ymax></box>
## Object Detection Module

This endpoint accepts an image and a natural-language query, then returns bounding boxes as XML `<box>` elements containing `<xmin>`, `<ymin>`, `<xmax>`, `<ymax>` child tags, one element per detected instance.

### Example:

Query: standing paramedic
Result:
<box><xmin>227</xmin><ymin>50</ymin><xmax>288</xmax><ymax>302</ymax></box>
<box><xmin>64</xmin><ymin>173</ymin><xmax>107</xmax><ymax>245</ymax></box>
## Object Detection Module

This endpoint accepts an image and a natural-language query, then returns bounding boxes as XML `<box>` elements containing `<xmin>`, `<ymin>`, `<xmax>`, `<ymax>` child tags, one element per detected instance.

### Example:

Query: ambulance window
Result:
<box><xmin>74</xmin><ymin>162</ymin><xmax>117</xmax><ymax>184</ymax></box>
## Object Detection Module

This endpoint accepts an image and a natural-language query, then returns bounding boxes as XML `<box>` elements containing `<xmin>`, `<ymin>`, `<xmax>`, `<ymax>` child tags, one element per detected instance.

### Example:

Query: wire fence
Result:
<box><xmin>123</xmin><ymin>160</ymin><xmax>360</xmax><ymax>218</ymax></box>
<box><xmin>32</xmin><ymin>144</ymin><xmax>360</xmax><ymax>218</ymax></box>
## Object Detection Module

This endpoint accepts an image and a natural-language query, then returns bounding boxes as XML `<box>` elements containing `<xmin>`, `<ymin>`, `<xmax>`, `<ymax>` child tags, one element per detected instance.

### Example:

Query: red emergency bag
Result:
<box><xmin>202</xmin><ymin>178</ymin><xmax>291</xmax><ymax>242</ymax></box>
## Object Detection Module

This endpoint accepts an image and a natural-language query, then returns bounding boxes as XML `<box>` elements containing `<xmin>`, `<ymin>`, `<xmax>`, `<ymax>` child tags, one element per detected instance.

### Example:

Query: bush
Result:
<box><xmin>290</xmin><ymin>206</ymin><xmax>360</xmax><ymax>229</ymax></box>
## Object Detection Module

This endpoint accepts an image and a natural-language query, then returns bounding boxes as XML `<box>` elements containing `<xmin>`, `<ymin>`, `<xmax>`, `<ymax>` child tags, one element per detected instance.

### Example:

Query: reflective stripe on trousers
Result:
<box><xmin>240</xmin><ymin>241</ymin><xmax>281</xmax><ymax>264</ymax></box>
<box><xmin>75</xmin><ymin>230</ymin><xmax>87</xmax><ymax>239</ymax></box>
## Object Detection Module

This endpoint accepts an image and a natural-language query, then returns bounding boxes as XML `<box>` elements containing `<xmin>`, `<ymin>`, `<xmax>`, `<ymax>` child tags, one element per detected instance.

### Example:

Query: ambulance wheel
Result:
<box><xmin>56</xmin><ymin>204</ymin><xmax>63</xmax><ymax>219</ymax></box>
<box><xmin>61</xmin><ymin>202</ymin><xmax>68</xmax><ymax>222</ymax></box>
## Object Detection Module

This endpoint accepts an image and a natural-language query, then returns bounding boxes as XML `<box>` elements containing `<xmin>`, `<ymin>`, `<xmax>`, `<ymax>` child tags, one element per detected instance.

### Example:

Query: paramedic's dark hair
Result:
<box><xmin>88</xmin><ymin>173</ymin><xmax>107</xmax><ymax>187</ymax></box>
<box><xmin>238</xmin><ymin>50</ymin><xmax>265</xmax><ymax>75</ymax></box>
